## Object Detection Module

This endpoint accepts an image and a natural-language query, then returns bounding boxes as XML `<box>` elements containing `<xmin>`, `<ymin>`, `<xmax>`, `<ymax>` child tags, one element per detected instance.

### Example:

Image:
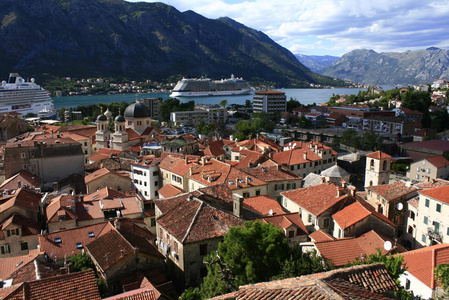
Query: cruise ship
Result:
<box><xmin>170</xmin><ymin>74</ymin><xmax>251</xmax><ymax>97</ymax></box>
<box><xmin>0</xmin><ymin>73</ymin><xmax>55</xmax><ymax>116</ymax></box>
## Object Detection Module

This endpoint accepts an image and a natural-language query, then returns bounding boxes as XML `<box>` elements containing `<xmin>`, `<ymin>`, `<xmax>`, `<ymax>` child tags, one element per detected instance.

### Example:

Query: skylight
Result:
<box><xmin>88</xmin><ymin>232</ymin><xmax>95</xmax><ymax>238</ymax></box>
<box><xmin>228</xmin><ymin>180</ymin><xmax>234</xmax><ymax>185</ymax></box>
<box><xmin>76</xmin><ymin>243</ymin><xmax>83</xmax><ymax>249</ymax></box>
<box><xmin>54</xmin><ymin>237</ymin><xmax>62</xmax><ymax>243</ymax></box>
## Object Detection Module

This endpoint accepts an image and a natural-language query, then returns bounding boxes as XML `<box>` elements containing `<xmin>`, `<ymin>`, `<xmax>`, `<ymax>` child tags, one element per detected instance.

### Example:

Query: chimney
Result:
<box><xmin>245</xmin><ymin>177</ymin><xmax>248</xmax><ymax>185</ymax></box>
<box><xmin>201</xmin><ymin>157</ymin><xmax>205</xmax><ymax>166</ymax></box>
<box><xmin>341</xmin><ymin>180</ymin><xmax>346</xmax><ymax>188</ymax></box>
<box><xmin>350</xmin><ymin>186</ymin><xmax>357</xmax><ymax>197</ymax></box>
<box><xmin>114</xmin><ymin>219</ymin><xmax>120</xmax><ymax>230</ymax></box>
<box><xmin>50</xmin><ymin>130</ymin><xmax>53</xmax><ymax>139</ymax></box>
<box><xmin>185</xmin><ymin>156</ymin><xmax>188</xmax><ymax>165</ymax></box>
<box><xmin>235</xmin><ymin>179</ymin><xmax>239</xmax><ymax>187</ymax></box>
<box><xmin>337</xmin><ymin>187</ymin><xmax>344</xmax><ymax>197</ymax></box>
<box><xmin>17</xmin><ymin>180</ymin><xmax>22</xmax><ymax>189</ymax></box>
<box><xmin>303</xmin><ymin>152</ymin><xmax>307</xmax><ymax>160</ymax></box>
<box><xmin>189</xmin><ymin>167</ymin><xmax>193</xmax><ymax>176</ymax></box>
<box><xmin>232</xmin><ymin>193</ymin><xmax>243</xmax><ymax>218</ymax></box>
<box><xmin>321</xmin><ymin>177</ymin><xmax>326</xmax><ymax>183</ymax></box>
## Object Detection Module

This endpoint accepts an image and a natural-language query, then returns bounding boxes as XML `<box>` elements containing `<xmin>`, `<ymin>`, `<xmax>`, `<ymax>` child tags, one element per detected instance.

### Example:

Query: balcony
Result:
<box><xmin>427</xmin><ymin>227</ymin><xmax>442</xmax><ymax>242</ymax></box>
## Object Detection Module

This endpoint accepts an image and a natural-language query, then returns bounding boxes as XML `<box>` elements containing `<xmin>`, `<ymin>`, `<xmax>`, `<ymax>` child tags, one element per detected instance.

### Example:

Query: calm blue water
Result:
<box><xmin>52</xmin><ymin>87</ymin><xmax>398</xmax><ymax>110</ymax></box>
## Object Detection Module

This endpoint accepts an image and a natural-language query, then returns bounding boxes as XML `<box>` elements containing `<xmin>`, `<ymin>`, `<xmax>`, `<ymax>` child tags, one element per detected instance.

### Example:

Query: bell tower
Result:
<box><xmin>365</xmin><ymin>150</ymin><xmax>392</xmax><ymax>187</ymax></box>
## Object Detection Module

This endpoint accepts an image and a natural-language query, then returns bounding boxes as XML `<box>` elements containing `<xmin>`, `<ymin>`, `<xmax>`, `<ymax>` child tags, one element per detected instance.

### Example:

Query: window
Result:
<box><xmin>21</xmin><ymin>152</ymin><xmax>26</xmax><ymax>158</ymax></box>
<box><xmin>54</xmin><ymin>237</ymin><xmax>62</xmax><ymax>243</ymax></box>
<box><xmin>424</xmin><ymin>216</ymin><xmax>428</xmax><ymax>225</ymax></box>
<box><xmin>243</xmin><ymin>192</ymin><xmax>250</xmax><ymax>198</ymax></box>
<box><xmin>288</xmin><ymin>230</ymin><xmax>294</xmax><ymax>238</ymax></box>
<box><xmin>422</xmin><ymin>234</ymin><xmax>426</xmax><ymax>243</ymax></box>
<box><xmin>88</xmin><ymin>232</ymin><xmax>95</xmax><ymax>238</ymax></box>
<box><xmin>408</xmin><ymin>226</ymin><xmax>413</xmax><ymax>235</ymax></box>
<box><xmin>409</xmin><ymin>211</ymin><xmax>415</xmax><ymax>220</ymax></box>
<box><xmin>405</xmin><ymin>279</ymin><xmax>411</xmax><ymax>290</ymax></box>
<box><xmin>20</xmin><ymin>242</ymin><xmax>28</xmax><ymax>251</ymax></box>
<box><xmin>323</xmin><ymin>218</ymin><xmax>330</xmax><ymax>228</ymax></box>
<box><xmin>199</xmin><ymin>244</ymin><xmax>208</xmax><ymax>255</ymax></box>
<box><xmin>434</xmin><ymin>221</ymin><xmax>440</xmax><ymax>234</ymax></box>
<box><xmin>436</xmin><ymin>203</ymin><xmax>442</xmax><ymax>213</ymax></box>
<box><xmin>425</xmin><ymin>199</ymin><xmax>430</xmax><ymax>207</ymax></box>
<box><xmin>153</xmin><ymin>171</ymin><xmax>159</xmax><ymax>176</ymax></box>
<box><xmin>255</xmin><ymin>190</ymin><xmax>261</xmax><ymax>196</ymax></box>
<box><xmin>155</xmin><ymin>181</ymin><xmax>158</xmax><ymax>186</ymax></box>
<box><xmin>151</xmin><ymin>218</ymin><xmax>156</xmax><ymax>227</ymax></box>
<box><xmin>76</xmin><ymin>243</ymin><xmax>83</xmax><ymax>249</ymax></box>
<box><xmin>308</xmin><ymin>214</ymin><xmax>313</xmax><ymax>223</ymax></box>
<box><xmin>338</xmin><ymin>229</ymin><xmax>342</xmax><ymax>238</ymax></box>
<box><xmin>1</xmin><ymin>245</ymin><xmax>10</xmax><ymax>255</ymax></box>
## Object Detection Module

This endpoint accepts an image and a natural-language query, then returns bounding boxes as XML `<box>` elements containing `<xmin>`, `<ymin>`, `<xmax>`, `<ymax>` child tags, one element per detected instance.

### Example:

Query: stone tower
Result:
<box><xmin>364</xmin><ymin>150</ymin><xmax>392</xmax><ymax>187</ymax></box>
<box><xmin>95</xmin><ymin>110</ymin><xmax>110</xmax><ymax>149</ymax></box>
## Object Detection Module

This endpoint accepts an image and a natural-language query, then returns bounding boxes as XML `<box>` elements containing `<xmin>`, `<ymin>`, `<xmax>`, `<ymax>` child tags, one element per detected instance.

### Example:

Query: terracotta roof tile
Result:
<box><xmin>155</xmin><ymin>195</ymin><xmax>244</xmax><ymax>244</ymax></box>
<box><xmin>159</xmin><ymin>155</ymin><xmax>200</xmax><ymax>176</ymax></box>
<box><xmin>400</xmin><ymin>243</ymin><xmax>449</xmax><ymax>289</ymax></box>
<box><xmin>243</xmin><ymin>195</ymin><xmax>285</xmax><ymax>216</ymax></box>
<box><xmin>425</xmin><ymin>155</ymin><xmax>449</xmax><ymax>168</ymax></box>
<box><xmin>273</xmin><ymin>147</ymin><xmax>322</xmax><ymax>166</ymax></box>
<box><xmin>420</xmin><ymin>185</ymin><xmax>449</xmax><ymax>204</ymax></box>
<box><xmin>259</xmin><ymin>213</ymin><xmax>308</xmax><ymax>236</ymax></box>
<box><xmin>0</xmin><ymin>188</ymin><xmax>41</xmax><ymax>214</ymax></box>
<box><xmin>414</xmin><ymin>179</ymin><xmax>449</xmax><ymax>190</ymax></box>
<box><xmin>281</xmin><ymin>183</ymin><xmax>350</xmax><ymax>216</ymax></box>
<box><xmin>315</xmin><ymin>230</ymin><xmax>403</xmax><ymax>267</ymax></box>
<box><xmin>88</xmin><ymin>148</ymin><xmax>122</xmax><ymax>162</ymax></box>
<box><xmin>212</xmin><ymin>263</ymin><xmax>398</xmax><ymax>299</ymax></box>
<box><xmin>102</xmin><ymin>287</ymin><xmax>161</xmax><ymax>300</ymax></box>
<box><xmin>0</xmin><ymin>170</ymin><xmax>41</xmax><ymax>191</ymax></box>
<box><xmin>0</xmin><ymin>249</ymin><xmax>41</xmax><ymax>279</ymax></box>
<box><xmin>0</xmin><ymin>213</ymin><xmax>40</xmax><ymax>238</ymax></box>
<box><xmin>366</xmin><ymin>181</ymin><xmax>417</xmax><ymax>202</ymax></box>
<box><xmin>76</xmin><ymin>201</ymin><xmax>104</xmax><ymax>221</ymax></box>
<box><xmin>241</xmin><ymin>165</ymin><xmax>301</xmax><ymax>182</ymax></box>
<box><xmin>84</xmin><ymin>187</ymin><xmax>127</xmax><ymax>201</ymax></box>
<box><xmin>309</xmin><ymin>229</ymin><xmax>335</xmax><ymax>243</ymax></box>
<box><xmin>6</xmin><ymin>269</ymin><xmax>101</xmax><ymax>300</ymax></box>
<box><xmin>45</xmin><ymin>195</ymin><xmax>78</xmax><ymax>223</ymax></box>
<box><xmin>332</xmin><ymin>200</ymin><xmax>396</xmax><ymax>229</ymax></box>
<box><xmin>365</xmin><ymin>151</ymin><xmax>392</xmax><ymax>159</ymax></box>
<box><xmin>38</xmin><ymin>222</ymin><xmax>115</xmax><ymax>261</ymax></box>
<box><xmin>157</xmin><ymin>183</ymin><xmax>185</xmax><ymax>198</ymax></box>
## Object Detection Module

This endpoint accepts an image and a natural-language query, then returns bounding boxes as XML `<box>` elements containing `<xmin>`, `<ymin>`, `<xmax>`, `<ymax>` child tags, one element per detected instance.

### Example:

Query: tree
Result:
<box><xmin>287</xmin><ymin>98</ymin><xmax>301</xmax><ymax>112</ymax></box>
<box><xmin>297</xmin><ymin>115</ymin><xmax>312</xmax><ymax>129</ymax></box>
<box><xmin>219</xmin><ymin>99</ymin><xmax>228</xmax><ymax>109</ymax></box>
<box><xmin>200</xmin><ymin>221</ymin><xmax>290</xmax><ymax>298</ymax></box>
<box><xmin>340</xmin><ymin>129</ymin><xmax>361</xmax><ymax>150</ymax></box>
<box><xmin>69</xmin><ymin>252</ymin><xmax>95</xmax><ymax>272</ymax></box>
<box><xmin>435</xmin><ymin>263</ymin><xmax>449</xmax><ymax>293</ymax></box>
<box><xmin>360</xmin><ymin>130</ymin><xmax>383</xmax><ymax>151</ymax></box>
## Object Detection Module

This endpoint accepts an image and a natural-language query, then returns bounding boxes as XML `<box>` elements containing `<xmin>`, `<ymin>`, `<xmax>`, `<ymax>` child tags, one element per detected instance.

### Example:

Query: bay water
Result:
<box><xmin>52</xmin><ymin>87</ymin><xmax>393</xmax><ymax>111</ymax></box>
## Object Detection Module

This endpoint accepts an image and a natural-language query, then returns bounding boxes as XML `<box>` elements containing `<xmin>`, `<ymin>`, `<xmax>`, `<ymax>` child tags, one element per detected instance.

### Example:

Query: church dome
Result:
<box><xmin>97</xmin><ymin>114</ymin><xmax>107</xmax><ymax>121</ymax></box>
<box><xmin>124</xmin><ymin>102</ymin><xmax>150</xmax><ymax>118</ymax></box>
<box><xmin>115</xmin><ymin>115</ymin><xmax>125</xmax><ymax>122</ymax></box>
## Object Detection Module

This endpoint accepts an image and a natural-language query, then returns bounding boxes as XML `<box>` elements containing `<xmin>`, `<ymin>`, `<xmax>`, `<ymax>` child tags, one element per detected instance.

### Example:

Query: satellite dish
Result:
<box><xmin>268</xmin><ymin>209</ymin><xmax>273</xmax><ymax>216</ymax></box>
<box><xmin>397</xmin><ymin>203</ymin><xmax>404</xmax><ymax>211</ymax></box>
<box><xmin>384</xmin><ymin>241</ymin><xmax>392</xmax><ymax>251</ymax></box>
<box><xmin>293</xmin><ymin>143</ymin><xmax>297</xmax><ymax>148</ymax></box>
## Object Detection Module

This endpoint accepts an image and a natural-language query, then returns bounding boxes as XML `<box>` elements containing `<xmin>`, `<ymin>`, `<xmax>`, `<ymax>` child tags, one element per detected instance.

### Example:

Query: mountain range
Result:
<box><xmin>318</xmin><ymin>48</ymin><xmax>449</xmax><ymax>86</ymax></box>
<box><xmin>294</xmin><ymin>54</ymin><xmax>339</xmax><ymax>73</ymax></box>
<box><xmin>0</xmin><ymin>0</ymin><xmax>342</xmax><ymax>87</ymax></box>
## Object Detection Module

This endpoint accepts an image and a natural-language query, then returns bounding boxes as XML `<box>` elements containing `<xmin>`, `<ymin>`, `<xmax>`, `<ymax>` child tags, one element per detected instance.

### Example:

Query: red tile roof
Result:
<box><xmin>83</xmin><ymin>187</ymin><xmax>127</xmax><ymax>201</ymax></box>
<box><xmin>0</xmin><ymin>249</ymin><xmax>41</xmax><ymax>279</ymax></box>
<box><xmin>243</xmin><ymin>195</ymin><xmax>285</xmax><ymax>216</ymax></box>
<box><xmin>155</xmin><ymin>194</ymin><xmax>244</xmax><ymax>244</ymax></box>
<box><xmin>85</xmin><ymin>167</ymin><xmax>129</xmax><ymax>183</ymax></box>
<box><xmin>88</xmin><ymin>148</ymin><xmax>122</xmax><ymax>162</ymax></box>
<box><xmin>5</xmin><ymin>269</ymin><xmax>101</xmax><ymax>300</ymax></box>
<box><xmin>401</xmin><ymin>243</ymin><xmax>449</xmax><ymax>289</ymax></box>
<box><xmin>426</xmin><ymin>155</ymin><xmax>449</xmax><ymax>168</ymax></box>
<box><xmin>45</xmin><ymin>195</ymin><xmax>78</xmax><ymax>223</ymax></box>
<box><xmin>38</xmin><ymin>221</ymin><xmax>115</xmax><ymax>261</ymax></box>
<box><xmin>281</xmin><ymin>183</ymin><xmax>350</xmax><ymax>216</ymax></box>
<box><xmin>0</xmin><ymin>188</ymin><xmax>41</xmax><ymax>215</ymax></box>
<box><xmin>309</xmin><ymin>229</ymin><xmax>335</xmax><ymax>243</ymax></box>
<box><xmin>189</xmin><ymin>159</ymin><xmax>266</xmax><ymax>190</ymax></box>
<box><xmin>332</xmin><ymin>200</ymin><xmax>396</xmax><ymax>229</ymax></box>
<box><xmin>0</xmin><ymin>213</ymin><xmax>40</xmax><ymax>239</ymax></box>
<box><xmin>212</xmin><ymin>263</ymin><xmax>398</xmax><ymax>299</ymax></box>
<box><xmin>85</xmin><ymin>223</ymin><xmax>162</xmax><ymax>272</ymax></box>
<box><xmin>365</xmin><ymin>151</ymin><xmax>392</xmax><ymax>159</ymax></box>
<box><xmin>420</xmin><ymin>185</ymin><xmax>449</xmax><ymax>204</ymax></box>
<box><xmin>366</xmin><ymin>180</ymin><xmax>417</xmax><ymax>202</ymax></box>
<box><xmin>157</xmin><ymin>183</ymin><xmax>185</xmax><ymax>198</ymax></box>
<box><xmin>315</xmin><ymin>230</ymin><xmax>403</xmax><ymax>267</ymax></box>
<box><xmin>402</xmin><ymin>140</ymin><xmax>449</xmax><ymax>152</ymax></box>
<box><xmin>241</xmin><ymin>165</ymin><xmax>301</xmax><ymax>182</ymax></box>
<box><xmin>259</xmin><ymin>213</ymin><xmax>308</xmax><ymax>236</ymax></box>
<box><xmin>272</xmin><ymin>147</ymin><xmax>322</xmax><ymax>166</ymax></box>
<box><xmin>102</xmin><ymin>287</ymin><xmax>161</xmax><ymax>300</ymax></box>
<box><xmin>159</xmin><ymin>154</ymin><xmax>200</xmax><ymax>176</ymax></box>
<box><xmin>203</xmin><ymin>140</ymin><xmax>225</xmax><ymax>157</ymax></box>
<box><xmin>254</xmin><ymin>90</ymin><xmax>285</xmax><ymax>95</ymax></box>
<box><xmin>0</xmin><ymin>170</ymin><xmax>41</xmax><ymax>191</ymax></box>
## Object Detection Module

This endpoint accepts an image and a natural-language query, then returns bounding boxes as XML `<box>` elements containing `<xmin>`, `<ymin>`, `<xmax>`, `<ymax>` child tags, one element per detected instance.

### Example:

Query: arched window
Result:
<box><xmin>369</xmin><ymin>180</ymin><xmax>373</xmax><ymax>186</ymax></box>
<box><xmin>370</xmin><ymin>159</ymin><xmax>375</xmax><ymax>168</ymax></box>
<box><xmin>383</xmin><ymin>160</ymin><xmax>387</xmax><ymax>171</ymax></box>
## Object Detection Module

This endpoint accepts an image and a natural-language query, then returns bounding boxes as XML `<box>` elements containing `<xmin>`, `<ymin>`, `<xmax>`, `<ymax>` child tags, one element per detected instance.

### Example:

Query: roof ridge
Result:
<box><xmin>181</xmin><ymin>199</ymin><xmax>203</xmax><ymax>244</ymax></box>
<box><xmin>44</xmin><ymin>220</ymin><xmax>110</xmax><ymax>235</ymax></box>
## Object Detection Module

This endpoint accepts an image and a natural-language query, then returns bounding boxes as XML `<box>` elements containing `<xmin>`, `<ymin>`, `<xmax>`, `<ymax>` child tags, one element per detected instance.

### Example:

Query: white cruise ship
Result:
<box><xmin>0</xmin><ymin>73</ymin><xmax>55</xmax><ymax>116</ymax></box>
<box><xmin>170</xmin><ymin>74</ymin><xmax>251</xmax><ymax>97</ymax></box>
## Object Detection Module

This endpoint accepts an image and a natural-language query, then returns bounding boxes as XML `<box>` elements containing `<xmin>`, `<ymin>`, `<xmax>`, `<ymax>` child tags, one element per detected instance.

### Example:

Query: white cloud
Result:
<box><xmin>127</xmin><ymin>0</ymin><xmax>449</xmax><ymax>56</ymax></box>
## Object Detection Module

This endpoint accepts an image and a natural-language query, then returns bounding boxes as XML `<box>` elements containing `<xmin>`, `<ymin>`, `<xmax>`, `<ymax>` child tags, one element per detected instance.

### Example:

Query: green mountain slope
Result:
<box><xmin>0</xmin><ymin>0</ymin><xmax>342</xmax><ymax>87</ymax></box>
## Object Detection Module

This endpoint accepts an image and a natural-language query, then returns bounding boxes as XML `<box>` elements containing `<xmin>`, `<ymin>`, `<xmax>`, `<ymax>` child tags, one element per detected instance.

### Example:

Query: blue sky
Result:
<box><xmin>128</xmin><ymin>0</ymin><xmax>449</xmax><ymax>57</ymax></box>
